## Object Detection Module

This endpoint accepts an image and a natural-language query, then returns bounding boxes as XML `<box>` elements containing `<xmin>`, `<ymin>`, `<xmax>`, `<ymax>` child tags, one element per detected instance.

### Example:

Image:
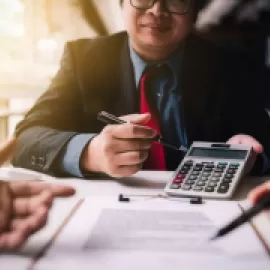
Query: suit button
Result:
<box><xmin>37</xmin><ymin>157</ymin><xmax>46</xmax><ymax>167</ymax></box>
<box><xmin>31</xmin><ymin>156</ymin><xmax>36</xmax><ymax>166</ymax></box>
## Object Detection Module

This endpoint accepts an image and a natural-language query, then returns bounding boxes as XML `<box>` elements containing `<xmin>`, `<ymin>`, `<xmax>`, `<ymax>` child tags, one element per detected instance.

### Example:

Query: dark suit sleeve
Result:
<box><xmin>12</xmin><ymin>42</ymin><xmax>84</xmax><ymax>176</ymax></box>
<box><xmin>220</xmin><ymin>49</ymin><xmax>270</xmax><ymax>175</ymax></box>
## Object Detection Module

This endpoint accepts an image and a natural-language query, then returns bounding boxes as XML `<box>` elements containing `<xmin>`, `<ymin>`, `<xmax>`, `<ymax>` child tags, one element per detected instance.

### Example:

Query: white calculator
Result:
<box><xmin>164</xmin><ymin>142</ymin><xmax>252</xmax><ymax>199</ymax></box>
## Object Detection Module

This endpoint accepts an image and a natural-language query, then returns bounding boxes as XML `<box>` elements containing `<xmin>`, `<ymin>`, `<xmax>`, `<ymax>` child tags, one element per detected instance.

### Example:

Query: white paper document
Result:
<box><xmin>33</xmin><ymin>197</ymin><xmax>270</xmax><ymax>270</ymax></box>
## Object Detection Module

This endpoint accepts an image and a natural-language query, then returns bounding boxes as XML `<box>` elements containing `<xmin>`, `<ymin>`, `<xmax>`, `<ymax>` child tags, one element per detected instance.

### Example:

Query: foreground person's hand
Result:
<box><xmin>0</xmin><ymin>180</ymin><xmax>75</xmax><ymax>251</ymax></box>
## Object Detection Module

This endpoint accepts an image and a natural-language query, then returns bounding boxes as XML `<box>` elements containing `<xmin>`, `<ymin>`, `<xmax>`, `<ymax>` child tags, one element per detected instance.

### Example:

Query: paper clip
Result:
<box><xmin>118</xmin><ymin>193</ymin><xmax>203</xmax><ymax>205</ymax></box>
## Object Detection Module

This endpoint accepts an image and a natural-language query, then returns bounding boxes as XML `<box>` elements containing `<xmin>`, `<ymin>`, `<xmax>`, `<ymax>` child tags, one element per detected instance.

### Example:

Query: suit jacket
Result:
<box><xmin>12</xmin><ymin>31</ymin><xmax>270</xmax><ymax>176</ymax></box>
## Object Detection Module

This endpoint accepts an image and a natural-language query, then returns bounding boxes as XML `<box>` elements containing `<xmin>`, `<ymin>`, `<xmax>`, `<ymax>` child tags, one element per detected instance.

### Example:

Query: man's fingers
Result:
<box><xmin>9</xmin><ymin>181</ymin><xmax>75</xmax><ymax>198</ymax></box>
<box><xmin>49</xmin><ymin>184</ymin><xmax>76</xmax><ymax>197</ymax></box>
<box><xmin>112</xmin><ymin>138</ymin><xmax>152</xmax><ymax>153</ymax></box>
<box><xmin>116</xmin><ymin>151</ymin><xmax>148</xmax><ymax>166</ymax></box>
<box><xmin>9</xmin><ymin>181</ymin><xmax>50</xmax><ymax>197</ymax></box>
<box><xmin>114</xmin><ymin>113</ymin><xmax>156</xmax><ymax>139</ymax></box>
<box><xmin>226</xmin><ymin>135</ymin><xmax>263</xmax><ymax>154</ymax></box>
<box><xmin>0</xmin><ymin>230</ymin><xmax>27</xmax><ymax>251</ymax></box>
<box><xmin>0</xmin><ymin>181</ymin><xmax>12</xmax><ymax>232</ymax></box>
<box><xmin>248</xmin><ymin>181</ymin><xmax>270</xmax><ymax>204</ymax></box>
<box><xmin>11</xmin><ymin>206</ymin><xmax>48</xmax><ymax>235</ymax></box>
<box><xmin>114</xmin><ymin>164</ymin><xmax>142</xmax><ymax>178</ymax></box>
<box><xmin>0</xmin><ymin>207</ymin><xmax>48</xmax><ymax>251</ymax></box>
<box><xmin>13</xmin><ymin>190</ymin><xmax>53</xmax><ymax>216</ymax></box>
<box><xmin>104</xmin><ymin>124</ymin><xmax>156</xmax><ymax>140</ymax></box>
<box><xmin>120</xmin><ymin>113</ymin><xmax>151</xmax><ymax>125</ymax></box>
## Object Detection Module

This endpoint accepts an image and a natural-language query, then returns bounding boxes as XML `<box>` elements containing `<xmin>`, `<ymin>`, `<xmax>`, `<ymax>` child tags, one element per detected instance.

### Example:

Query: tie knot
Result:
<box><xmin>143</xmin><ymin>64</ymin><xmax>170</xmax><ymax>78</ymax></box>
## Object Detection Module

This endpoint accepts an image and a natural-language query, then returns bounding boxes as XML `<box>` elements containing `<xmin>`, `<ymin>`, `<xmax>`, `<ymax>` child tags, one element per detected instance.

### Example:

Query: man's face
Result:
<box><xmin>122</xmin><ymin>0</ymin><xmax>193</xmax><ymax>53</ymax></box>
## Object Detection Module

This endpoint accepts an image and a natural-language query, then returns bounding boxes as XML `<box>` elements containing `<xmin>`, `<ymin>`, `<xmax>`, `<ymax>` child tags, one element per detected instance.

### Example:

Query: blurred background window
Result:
<box><xmin>0</xmin><ymin>0</ymin><xmax>124</xmax><ymax>144</ymax></box>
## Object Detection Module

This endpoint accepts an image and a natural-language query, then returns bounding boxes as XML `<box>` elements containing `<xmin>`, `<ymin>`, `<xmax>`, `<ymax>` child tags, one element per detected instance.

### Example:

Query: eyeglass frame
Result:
<box><xmin>129</xmin><ymin>0</ymin><xmax>192</xmax><ymax>15</ymax></box>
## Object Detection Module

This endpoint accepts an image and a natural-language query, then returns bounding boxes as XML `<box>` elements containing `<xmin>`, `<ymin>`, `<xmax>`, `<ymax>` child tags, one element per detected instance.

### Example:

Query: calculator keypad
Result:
<box><xmin>170</xmin><ymin>161</ymin><xmax>240</xmax><ymax>194</ymax></box>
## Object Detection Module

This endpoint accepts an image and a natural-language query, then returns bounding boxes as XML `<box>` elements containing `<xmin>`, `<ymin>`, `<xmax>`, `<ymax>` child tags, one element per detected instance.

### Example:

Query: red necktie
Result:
<box><xmin>139</xmin><ymin>66</ymin><xmax>166</xmax><ymax>170</ymax></box>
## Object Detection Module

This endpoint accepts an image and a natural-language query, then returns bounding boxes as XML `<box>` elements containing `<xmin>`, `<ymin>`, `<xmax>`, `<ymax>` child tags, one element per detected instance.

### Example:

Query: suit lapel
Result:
<box><xmin>113</xmin><ymin>39</ymin><xmax>138</xmax><ymax>116</ymax></box>
<box><xmin>80</xmin><ymin>32</ymin><xmax>137</xmax><ymax>119</ymax></box>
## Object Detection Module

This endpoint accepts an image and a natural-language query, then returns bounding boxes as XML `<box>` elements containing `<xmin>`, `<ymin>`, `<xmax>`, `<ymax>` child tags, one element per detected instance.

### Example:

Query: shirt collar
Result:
<box><xmin>129</xmin><ymin>39</ymin><xmax>184</xmax><ymax>88</ymax></box>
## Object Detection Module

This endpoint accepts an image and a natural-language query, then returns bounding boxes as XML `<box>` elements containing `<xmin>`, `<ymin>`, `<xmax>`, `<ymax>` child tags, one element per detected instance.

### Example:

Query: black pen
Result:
<box><xmin>210</xmin><ymin>194</ymin><xmax>270</xmax><ymax>240</ymax></box>
<box><xmin>97</xmin><ymin>111</ymin><xmax>188</xmax><ymax>152</ymax></box>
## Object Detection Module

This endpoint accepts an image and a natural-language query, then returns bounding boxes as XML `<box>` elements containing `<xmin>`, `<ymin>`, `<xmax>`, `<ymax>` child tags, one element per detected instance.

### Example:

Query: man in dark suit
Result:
<box><xmin>12</xmin><ymin>0</ymin><xmax>270</xmax><ymax>178</ymax></box>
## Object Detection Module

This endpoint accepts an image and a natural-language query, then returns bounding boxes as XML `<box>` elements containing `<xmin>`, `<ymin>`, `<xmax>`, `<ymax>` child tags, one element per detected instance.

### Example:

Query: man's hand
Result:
<box><xmin>196</xmin><ymin>0</ymin><xmax>269</xmax><ymax>31</ymax></box>
<box><xmin>248</xmin><ymin>180</ymin><xmax>270</xmax><ymax>204</ymax></box>
<box><xmin>81</xmin><ymin>113</ymin><xmax>156</xmax><ymax>178</ymax></box>
<box><xmin>226</xmin><ymin>134</ymin><xmax>263</xmax><ymax>174</ymax></box>
<box><xmin>0</xmin><ymin>180</ymin><xmax>75</xmax><ymax>251</ymax></box>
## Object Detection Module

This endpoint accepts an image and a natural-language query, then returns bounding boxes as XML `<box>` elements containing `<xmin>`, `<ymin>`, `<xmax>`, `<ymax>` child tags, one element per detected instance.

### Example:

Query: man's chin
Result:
<box><xmin>141</xmin><ymin>38</ymin><xmax>170</xmax><ymax>49</ymax></box>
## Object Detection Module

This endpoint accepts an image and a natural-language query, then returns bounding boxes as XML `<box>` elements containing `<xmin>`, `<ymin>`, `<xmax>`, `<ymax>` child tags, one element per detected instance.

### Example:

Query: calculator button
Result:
<box><xmin>207</xmin><ymin>182</ymin><xmax>217</xmax><ymax>187</ymax></box>
<box><xmin>200</xmin><ymin>177</ymin><xmax>209</xmax><ymax>181</ymax></box>
<box><xmin>224</xmin><ymin>174</ymin><xmax>234</xmax><ymax>179</ymax></box>
<box><xmin>204</xmin><ymin>168</ymin><xmax>213</xmax><ymax>172</ymax></box>
<box><xmin>170</xmin><ymin>184</ymin><xmax>181</xmax><ymax>189</ymax></box>
<box><xmin>173</xmin><ymin>178</ymin><xmax>183</xmax><ymax>184</ymax></box>
<box><xmin>217</xmin><ymin>165</ymin><xmax>226</xmax><ymax>169</ymax></box>
<box><xmin>193</xmin><ymin>167</ymin><xmax>203</xmax><ymax>171</ymax></box>
<box><xmin>222</xmin><ymin>178</ymin><xmax>232</xmax><ymax>184</ymax></box>
<box><xmin>195</xmin><ymin>162</ymin><xmax>203</xmax><ymax>166</ymax></box>
<box><xmin>227</xmin><ymin>169</ymin><xmax>236</xmax><ymax>174</ymax></box>
<box><xmin>193</xmin><ymin>186</ymin><xmax>203</xmax><ymax>191</ymax></box>
<box><xmin>213</xmin><ymin>173</ymin><xmax>222</xmax><ymax>177</ymax></box>
<box><xmin>211</xmin><ymin>177</ymin><xmax>220</xmax><ymax>182</ymax></box>
<box><xmin>205</xmin><ymin>164</ymin><xmax>215</xmax><ymax>168</ymax></box>
<box><xmin>218</xmin><ymin>162</ymin><xmax>228</xmax><ymax>166</ymax></box>
<box><xmin>230</xmin><ymin>163</ymin><xmax>240</xmax><ymax>167</ymax></box>
<box><xmin>188</xmin><ymin>176</ymin><xmax>198</xmax><ymax>181</ymax></box>
<box><xmin>184</xmin><ymin>160</ymin><xmax>193</xmax><ymax>166</ymax></box>
<box><xmin>217</xmin><ymin>184</ymin><xmax>230</xmax><ymax>193</ymax></box>
<box><xmin>191</xmin><ymin>171</ymin><xmax>200</xmax><ymax>176</ymax></box>
<box><xmin>202</xmin><ymin>172</ymin><xmax>211</xmax><ymax>177</ymax></box>
<box><xmin>185</xmin><ymin>180</ymin><xmax>195</xmax><ymax>185</ymax></box>
<box><xmin>181</xmin><ymin>185</ymin><xmax>192</xmax><ymax>190</ymax></box>
<box><xmin>205</xmin><ymin>187</ymin><xmax>215</xmax><ymax>192</ymax></box>
<box><xmin>196</xmin><ymin>181</ymin><xmax>206</xmax><ymax>186</ymax></box>
<box><xmin>208</xmin><ymin>181</ymin><xmax>218</xmax><ymax>186</ymax></box>
<box><xmin>180</xmin><ymin>170</ymin><xmax>189</xmax><ymax>174</ymax></box>
<box><xmin>177</xmin><ymin>174</ymin><xmax>186</xmax><ymax>179</ymax></box>
<box><xmin>214</xmin><ymin>168</ymin><xmax>224</xmax><ymax>173</ymax></box>
<box><xmin>202</xmin><ymin>162</ymin><xmax>210</xmax><ymax>165</ymax></box>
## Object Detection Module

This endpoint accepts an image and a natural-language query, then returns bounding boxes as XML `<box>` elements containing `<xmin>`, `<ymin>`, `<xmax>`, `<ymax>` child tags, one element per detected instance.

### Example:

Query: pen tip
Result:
<box><xmin>209</xmin><ymin>235</ymin><xmax>217</xmax><ymax>241</ymax></box>
<box><xmin>209</xmin><ymin>232</ymin><xmax>221</xmax><ymax>241</ymax></box>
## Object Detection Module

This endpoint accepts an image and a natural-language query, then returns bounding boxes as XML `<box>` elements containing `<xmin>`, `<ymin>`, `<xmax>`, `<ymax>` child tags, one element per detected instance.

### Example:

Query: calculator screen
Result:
<box><xmin>188</xmin><ymin>147</ymin><xmax>248</xmax><ymax>160</ymax></box>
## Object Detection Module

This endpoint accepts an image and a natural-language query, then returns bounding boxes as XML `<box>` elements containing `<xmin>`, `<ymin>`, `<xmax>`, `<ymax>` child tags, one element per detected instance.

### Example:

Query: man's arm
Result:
<box><xmin>12</xmin><ymin>42</ymin><xmax>84</xmax><ymax>176</ymax></box>
<box><xmin>218</xmin><ymin>47</ymin><xmax>270</xmax><ymax>175</ymax></box>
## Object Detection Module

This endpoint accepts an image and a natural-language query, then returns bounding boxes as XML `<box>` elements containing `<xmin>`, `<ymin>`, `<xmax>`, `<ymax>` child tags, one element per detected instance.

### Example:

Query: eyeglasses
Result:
<box><xmin>130</xmin><ymin>0</ymin><xmax>191</xmax><ymax>15</ymax></box>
